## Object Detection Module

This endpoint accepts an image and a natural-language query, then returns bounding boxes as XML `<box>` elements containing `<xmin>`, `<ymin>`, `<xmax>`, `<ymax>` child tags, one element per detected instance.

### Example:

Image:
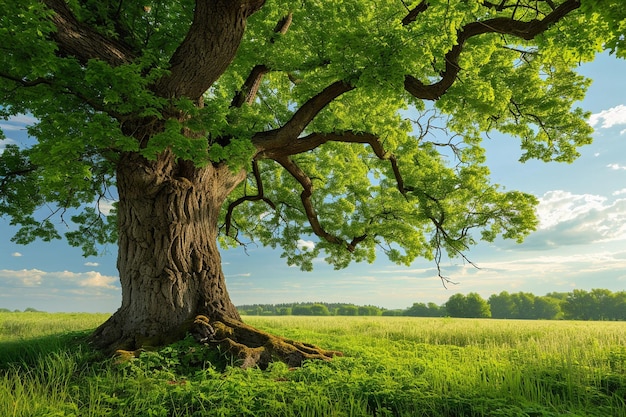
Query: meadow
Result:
<box><xmin>1</xmin><ymin>313</ymin><xmax>625</xmax><ymax>416</ymax></box>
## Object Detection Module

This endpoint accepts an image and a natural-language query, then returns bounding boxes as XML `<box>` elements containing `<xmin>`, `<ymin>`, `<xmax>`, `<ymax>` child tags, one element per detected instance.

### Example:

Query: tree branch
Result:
<box><xmin>258</xmin><ymin>131</ymin><xmax>412</xmax><ymax>196</ymax></box>
<box><xmin>0</xmin><ymin>167</ymin><xmax>37</xmax><ymax>196</ymax></box>
<box><xmin>404</xmin><ymin>0</ymin><xmax>581</xmax><ymax>100</ymax></box>
<box><xmin>275</xmin><ymin>156</ymin><xmax>365</xmax><ymax>252</ymax></box>
<box><xmin>402</xmin><ymin>0</ymin><xmax>429</xmax><ymax>26</ymax></box>
<box><xmin>42</xmin><ymin>0</ymin><xmax>136</xmax><ymax>66</ymax></box>
<box><xmin>252</xmin><ymin>81</ymin><xmax>355</xmax><ymax>153</ymax></box>
<box><xmin>231</xmin><ymin>13</ymin><xmax>293</xmax><ymax>108</ymax></box>
<box><xmin>154</xmin><ymin>0</ymin><xmax>265</xmax><ymax>100</ymax></box>
<box><xmin>225</xmin><ymin>160</ymin><xmax>276</xmax><ymax>237</ymax></box>
<box><xmin>0</xmin><ymin>70</ymin><xmax>117</xmax><ymax>117</ymax></box>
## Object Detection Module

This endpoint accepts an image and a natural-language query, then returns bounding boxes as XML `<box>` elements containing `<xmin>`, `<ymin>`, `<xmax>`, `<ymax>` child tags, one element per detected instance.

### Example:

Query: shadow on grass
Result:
<box><xmin>0</xmin><ymin>330</ymin><xmax>102</xmax><ymax>370</ymax></box>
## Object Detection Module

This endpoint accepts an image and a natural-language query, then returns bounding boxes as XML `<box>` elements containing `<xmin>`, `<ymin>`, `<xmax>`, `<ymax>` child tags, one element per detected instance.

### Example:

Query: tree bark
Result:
<box><xmin>91</xmin><ymin>151</ymin><xmax>245</xmax><ymax>351</ymax></box>
<box><xmin>90</xmin><ymin>150</ymin><xmax>342</xmax><ymax>367</ymax></box>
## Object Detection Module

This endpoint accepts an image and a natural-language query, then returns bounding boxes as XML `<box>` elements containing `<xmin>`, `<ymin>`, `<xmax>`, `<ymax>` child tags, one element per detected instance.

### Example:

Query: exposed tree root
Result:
<box><xmin>191</xmin><ymin>315</ymin><xmax>343</xmax><ymax>369</ymax></box>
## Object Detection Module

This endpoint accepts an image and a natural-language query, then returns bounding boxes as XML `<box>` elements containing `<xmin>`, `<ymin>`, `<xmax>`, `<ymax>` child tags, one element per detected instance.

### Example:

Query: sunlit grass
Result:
<box><xmin>1</xmin><ymin>313</ymin><xmax>625</xmax><ymax>416</ymax></box>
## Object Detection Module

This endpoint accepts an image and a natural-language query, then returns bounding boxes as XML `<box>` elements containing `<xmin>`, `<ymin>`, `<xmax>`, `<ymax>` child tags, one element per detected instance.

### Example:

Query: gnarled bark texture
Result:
<box><xmin>91</xmin><ymin>152</ymin><xmax>245</xmax><ymax>351</ymax></box>
<box><xmin>90</xmin><ymin>151</ymin><xmax>342</xmax><ymax>367</ymax></box>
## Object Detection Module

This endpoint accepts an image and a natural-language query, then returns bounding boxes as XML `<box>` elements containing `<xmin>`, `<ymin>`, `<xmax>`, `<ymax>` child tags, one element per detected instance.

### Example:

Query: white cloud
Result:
<box><xmin>0</xmin><ymin>138</ymin><xmax>17</xmax><ymax>154</ymax></box>
<box><xmin>0</xmin><ymin>114</ymin><xmax>37</xmax><ymax>133</ymax></box>
<box><xmin>588</xmin><ymin>104</ymin><xmax>626</xmax><ymax>128</ymax></box>
<box><xmin>297</xmin><ymin>239</ymin><xmax>316</xmax><ymax>251</ymax></box>
<box><xmin>446</xmin><ymin>249</ymin><xmax>626</xmax><ymax>298</ymax></box>
<box><xmin>613</xmin><ymin>189</ymin><xmax>626</xmax><ymax>196</ymax></box>
<box><xmin>0</xmin><ymin>124</ymin><xmax>24</xmax><ymax>132</ymax></box>
<box><xmin>607</xmin><ymin>163</ymin><xmax>626</xmax><ymax>171</ymax></box>
<box><xmin>11</xmin><ymin>252</ymin><xmax>22</xmax><ymax>257</ymax></box>
<box><xmin>84</xmin><ymin>262</ymin><xmax>99</xmax><ymax>267</ymax></box>
<box><xmin>536</xmin><ymin>190</ymin><xmax>607</xmax><ymax>230</ymax></box>
<box><xmin>77</xmin><ymin>271</ymin><xmax>118</xmax><ymax>290</ymax></box>
<box><xmin>98</xmin><ymin>199</ymin><xmax>116</xmax><ymax>216</ymax></box>
<box><xmin>0</xmin><ymin>269</ymin><xmax>45</xmax><ymax>287</ymax></box>
<box><xmin>520</xmin><ymin>190</ymin><xmax>626</xmax><ymax>249</ymax></box>
<box><xmin>7</xmin><ymin>114</ymin><xmax>37</xmax><ymax>125</ymax></box>
<box><xmin>0</xmin><ymin>269</ymin><xmax>119</xmax><ymax>292</ymax></box>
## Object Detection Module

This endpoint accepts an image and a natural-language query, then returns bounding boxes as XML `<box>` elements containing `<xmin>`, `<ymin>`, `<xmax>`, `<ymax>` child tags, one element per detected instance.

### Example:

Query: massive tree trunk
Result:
<box><xmin>91</xmin><ymin>151</ymin><xmax>245</xmax><ymax>350</ymax></box>
<box><xmin>90</xmin><ymin>150</ymin><xmax>341</xmax><ymax>368</ymax></box>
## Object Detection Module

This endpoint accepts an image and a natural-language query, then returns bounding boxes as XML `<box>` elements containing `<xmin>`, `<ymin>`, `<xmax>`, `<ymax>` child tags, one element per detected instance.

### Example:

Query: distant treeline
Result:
<box><xmin>238</xmin><ymin>302</ymin><xmax>384</xmax><ymax>317</ymax></box>
<box><xmin>0</xmin><ymin>307</ymin><xmax>43</xmax><ymax>313</ymax></box>
<box><xmin>238</xmin><ymin>289</ymin><xmax>626</xmax><ymax>321</ymax></box>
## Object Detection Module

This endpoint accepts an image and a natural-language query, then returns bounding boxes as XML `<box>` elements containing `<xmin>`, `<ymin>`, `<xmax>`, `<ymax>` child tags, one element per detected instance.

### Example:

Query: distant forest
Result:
<box><xmin>237</xmin><ymin>289</ymin><xmax>626</xmax><ymax>321</ymax></box>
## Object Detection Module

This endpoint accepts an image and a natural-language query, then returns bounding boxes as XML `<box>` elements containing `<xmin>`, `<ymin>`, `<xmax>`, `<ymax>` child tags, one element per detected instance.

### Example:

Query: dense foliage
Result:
<box><xmin>0</xmin><ymin>0</ymin><xmax>613</xmax><ymax>270</ymax></box>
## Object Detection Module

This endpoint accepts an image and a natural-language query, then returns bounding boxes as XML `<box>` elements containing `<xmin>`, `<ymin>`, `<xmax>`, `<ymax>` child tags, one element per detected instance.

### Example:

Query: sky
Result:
<box><xmin>1</xmin><ymin>53</ymin><xmax>626</xmax><ymax>313</ymax></box>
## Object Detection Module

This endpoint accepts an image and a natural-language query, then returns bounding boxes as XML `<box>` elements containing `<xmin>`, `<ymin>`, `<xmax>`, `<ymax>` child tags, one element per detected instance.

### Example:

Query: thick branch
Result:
<box><xmin>258</xmin><ymin>131</ymin><xmax>411</xmax><ymax>195</ymax></box>
<box><xmin>230</xmin><ymin>64</ymin><xmax>270</xmax><ymax>108</ymax></box>
<box><xmin>252</xmin><ymin>81</ymin><xmax>354</xmax><ymax>153</ymax></box>
<box><xmin>155</xmin><ymin>0</ymin><xmax>265</xmax><ymax>100</ymax></box>
<box><xmin>42</xmin><ymin>0</ymin><xmax>136</xmax><ymax>66</ymax></box>
<box><xmin>404</xmin><ymin>0</ymin><xmax>581</xmax><ymax>100</ymax></box>
<box><xmin>231</xmin><ymin>13</ymin><xmax>293</xmax><ymax>108</ymax></box>
<box><xmin>402</xmin><ymin>0</ymin><xmax>429</xmax><ymax>26</ymax></box>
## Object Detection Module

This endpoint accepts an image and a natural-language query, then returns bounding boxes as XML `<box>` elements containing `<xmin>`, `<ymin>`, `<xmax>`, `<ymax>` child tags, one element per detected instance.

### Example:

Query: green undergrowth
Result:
<box><xmin>1</xmin><ymin>313</ymin><xmax>625</xmax><ymax>416</ymax></box>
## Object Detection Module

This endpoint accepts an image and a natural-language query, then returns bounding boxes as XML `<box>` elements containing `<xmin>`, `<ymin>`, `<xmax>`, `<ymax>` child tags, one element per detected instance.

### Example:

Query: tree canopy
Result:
<box><xmin>2</xmin><ymin>0</ymin><xmax>616</xmax><ymax>278</ymax></box>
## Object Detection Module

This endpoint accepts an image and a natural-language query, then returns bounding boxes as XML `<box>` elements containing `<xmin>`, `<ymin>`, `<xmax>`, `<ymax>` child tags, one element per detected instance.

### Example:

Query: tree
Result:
<box><xmin>405</xmin><ymin>302</ymin><xmax>431</xmax><ymax>317</ymax></box>
<box><xmin>563</xmin><ymin>289</ymin><xmax>595</xmax><ymax>320</ymax></box>
<box><xmin>533</xmin><ymin>296</ymin><xmax>562</xmax><ymax>320</ymax></box>
<box><xmin>337</xmin><ymin>305</ymin><xmax>358</xmax><ymax>316</ymax></box>
<box><xmin>404</xmin><ymin>302</ymin><xmax>443</xmax><ymax>317</ymax></box>
<box><xmin>309</xmin><ymin>303</ymin><xmax>331</xmax><ymax>316</ymax></box>
<box><xmin>465</xmin><ymin>293</ymin><xmax>491</xmax><ymax>318</ymax></box>
<box><xmin>0</xmin><ymin>0</ymin><xmax>615</xmax><ymax>367</ymax></box>
<box><xmin>445</xmin><ymin>294</ymin><xmax>467</xmax><ymax>318</ymax></box>
<box><xmin>511</xmin><ymin>292</ymin><xmax>536</xmax><ymax>319</ymax></box>
<box><xmin>446</xmin><ymin>293</ymin><xmax>490</xmax><ymax>318</ymax></box>
<box><xmin>489</xmin><ymin>291</ymin><xmax>516</xmax><ymax>319</ymax></box>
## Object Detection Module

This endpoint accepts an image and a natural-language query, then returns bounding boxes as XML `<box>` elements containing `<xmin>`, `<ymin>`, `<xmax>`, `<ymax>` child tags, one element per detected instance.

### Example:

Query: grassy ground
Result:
<box><xmin>1</xmin><ymin>313</ymin><xmax>625</xmax><ymax>416</ymax></box>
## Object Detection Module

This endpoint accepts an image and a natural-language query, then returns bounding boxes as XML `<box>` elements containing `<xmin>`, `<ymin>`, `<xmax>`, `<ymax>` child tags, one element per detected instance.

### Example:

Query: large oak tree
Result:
<box><xmin>0</xmin><ymin>0</ymin><xmax>621</xmax><ymax>367</ymax></box>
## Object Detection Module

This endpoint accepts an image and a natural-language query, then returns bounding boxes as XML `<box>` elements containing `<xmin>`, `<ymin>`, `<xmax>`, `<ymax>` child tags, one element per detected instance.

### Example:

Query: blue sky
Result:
<box><xmin>1</xmin><ymin>53</ymin><xmax>626</xmax><ymax>313</ymax></box>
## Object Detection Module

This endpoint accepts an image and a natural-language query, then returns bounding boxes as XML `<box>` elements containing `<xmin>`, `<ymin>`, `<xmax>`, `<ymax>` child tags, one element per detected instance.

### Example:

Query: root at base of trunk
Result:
<box><xmin>191</xmin><ymin>315</ymin><xmax>342</xmax><ymax>369</ymax></box>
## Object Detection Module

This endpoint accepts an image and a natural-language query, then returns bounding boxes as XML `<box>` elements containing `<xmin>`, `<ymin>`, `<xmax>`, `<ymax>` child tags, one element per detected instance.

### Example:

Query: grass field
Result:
<box><xmin>1</xmin><ymin>313</ymin><xmax>625</xmax><ymax>416</ymax></box>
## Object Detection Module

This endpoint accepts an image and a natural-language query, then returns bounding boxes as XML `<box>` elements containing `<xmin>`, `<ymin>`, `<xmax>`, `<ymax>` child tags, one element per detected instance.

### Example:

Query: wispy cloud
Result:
<box><xmin>6</xmin><ymin>114</ymin><xmax>37</xmax><ymax>125</ymax></box>
<box><xmin>297</xmin><ymin>239</ymin><xmax>315</xmax><ymax>251</ymax></box>
<box><xmin>520</xmin><ymin>190</ymin><xmax>626</xmax><ymax>249</ymax></box>
<box><xmin>84</xmin><ymin>262</ymin><xmax>99</xmax><ymax>267</ymax></box>
<box><xmin>0</xmin><ymin>124</ymin><xmax>24</xmax><ymax>132</ymax></box>
<box><xmin>607</xmin><ymin>163</ymin><xmax>626</xmax><ymax>171</ymax></box>
<box><xmin>589</xmin><ymin>104</ymin><xmax>626</xmax><ymax>129</ymax></box>
<box><xmin>0</xmin><ymin>269</ymin><xmax>119</xmax><ymax>292</ymax></box>
<box><xmin>228</xmin><ymin>273</ymin><xmax>252</xmax><ymax>278</ymax></box>
<box><xmin>77</xmin><ymin>272</ymin><xmax>118</xmax><ymax>290</ymax></box>
<box><xmin>11</xmin><ymin>252</ymin><xmax>22</xmax><ymax>257</ymax></box>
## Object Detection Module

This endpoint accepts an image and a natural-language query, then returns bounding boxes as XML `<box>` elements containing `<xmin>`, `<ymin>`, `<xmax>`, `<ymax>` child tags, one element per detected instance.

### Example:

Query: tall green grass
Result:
<box><xmin>1</xmin><ymin>313</ymin><xmax>625</xmax><ymax>416</ymax></box>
